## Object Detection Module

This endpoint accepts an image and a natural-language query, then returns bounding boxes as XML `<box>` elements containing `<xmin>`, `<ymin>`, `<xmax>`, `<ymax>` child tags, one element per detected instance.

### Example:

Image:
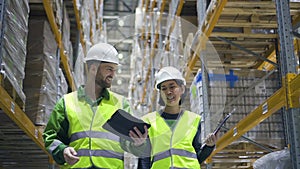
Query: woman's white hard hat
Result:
<box><xmin>155</xmin><ymin>66</ymin><xmax>186</xmax><ymax>89</ymax></box>
<box><xmin>84</xmin><ymin>43</ymin><xmax>119</xmax><ymax>65</ymax></box>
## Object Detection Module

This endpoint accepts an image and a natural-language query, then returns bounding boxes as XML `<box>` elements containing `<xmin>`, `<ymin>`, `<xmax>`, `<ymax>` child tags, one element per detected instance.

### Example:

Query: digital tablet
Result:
<box><xmin>102</xmin><ymin>109</ymin><xmax>151</xmax><ymax>142</ymax></box>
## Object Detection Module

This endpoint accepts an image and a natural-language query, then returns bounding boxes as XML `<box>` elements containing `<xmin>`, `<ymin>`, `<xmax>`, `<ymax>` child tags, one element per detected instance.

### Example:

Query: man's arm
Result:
<box><xmin>43</xmin><ymin>97</ymin><xmax>70</xmax><ymax>165</ymax></box>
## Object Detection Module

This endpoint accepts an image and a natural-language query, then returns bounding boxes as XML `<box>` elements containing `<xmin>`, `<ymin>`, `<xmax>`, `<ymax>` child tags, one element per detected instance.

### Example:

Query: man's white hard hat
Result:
<box><xmin>84</xmin><ymin>43</ymin><xmax>119</xmax><ymax>65</ymax></box>
<box><xmin>155</xmin><ymin>66</ymin><xmax>186</xmax><ymax>89</ymax></box>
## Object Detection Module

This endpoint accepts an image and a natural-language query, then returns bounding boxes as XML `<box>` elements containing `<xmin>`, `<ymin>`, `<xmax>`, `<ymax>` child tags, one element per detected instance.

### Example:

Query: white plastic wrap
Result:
<box><xmin>1</xmin><ymin>0</ymin><xmax>30</xmax><ymax>103</ymax></box>
<box><xmin>73</xmin><ymin>44</ymin><xmax>85</xmax><ymax>88</ymax></box>
<box><xmin>253</xmin><ymin>149</ymin><xmax>292</xmax><ymax>169</ymax></box>
<box><xmin>58</xmin><ymin>68</ymin><xmax>68</xmax><ymax>96</ymax></box>
<box><xmin>24</xmin><ymin>19</ymin><xmax>58</xmax><ymax>125</ymax></box>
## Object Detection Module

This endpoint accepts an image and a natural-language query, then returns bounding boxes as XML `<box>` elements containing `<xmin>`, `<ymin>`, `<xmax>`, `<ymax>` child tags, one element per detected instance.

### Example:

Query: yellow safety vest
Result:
<box><xmin>143</xmin><ymin>111</ymin><xmax>201</xmax><ymax>169</ymax></box>
<box><xmin>62</xmin><ymin>91</ymin><xmax>127</xmax><ymax>169</ymax></box>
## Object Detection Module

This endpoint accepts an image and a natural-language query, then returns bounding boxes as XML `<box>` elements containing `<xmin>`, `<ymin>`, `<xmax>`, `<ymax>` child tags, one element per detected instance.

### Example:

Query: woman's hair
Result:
<box><xmin>158</xmin><ymin>79</ymin><xmax>187</xmax><ymax>106</ymax></box>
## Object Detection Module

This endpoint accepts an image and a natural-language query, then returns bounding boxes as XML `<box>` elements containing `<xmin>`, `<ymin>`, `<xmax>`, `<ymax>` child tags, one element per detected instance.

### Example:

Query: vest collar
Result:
<box><xmin>77</xmin><ymin>85</ymin><xmax>110</xmax><ymax>103</ymax></box>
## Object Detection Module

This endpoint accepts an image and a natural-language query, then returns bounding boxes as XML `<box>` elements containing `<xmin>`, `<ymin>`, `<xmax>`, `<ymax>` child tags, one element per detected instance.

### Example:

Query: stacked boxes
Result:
<box><xmin>0</xmin><ymin>0</ymin><xmax>30</xmax><ymax>103</ymax></box>
<box><xmin>23</xmin><ymin>20</ymin><xmax>58</xmax><ymax>126</ymax></box>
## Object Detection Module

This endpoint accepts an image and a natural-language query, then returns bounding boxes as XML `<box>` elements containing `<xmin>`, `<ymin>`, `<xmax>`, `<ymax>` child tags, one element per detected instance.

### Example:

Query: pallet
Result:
<box><xmin>0</xmin><ymin>74</ymin><xmax>25</xmax><ymax>111</ymax></box>
<box><xmin>204</xmin><ymin>140</ymin><xmax>282</xmax><ymax>169</ymax></box>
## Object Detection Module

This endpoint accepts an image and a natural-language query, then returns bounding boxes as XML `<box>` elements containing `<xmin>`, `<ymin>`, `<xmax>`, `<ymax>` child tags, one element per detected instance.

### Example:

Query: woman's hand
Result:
<box><xmin>204</xmin><ymin>133</ymin><xmax>217</xmax><ymax>147</ymax></box>
<box><xmin>63</xmin><ymin>147</ymin><xmax>80</xmax><ymax>165</ymax></box>
<box><xmin>129</xmin><ymin>125</ymin><xmax>148</xmax><ymax>147</ymax></box>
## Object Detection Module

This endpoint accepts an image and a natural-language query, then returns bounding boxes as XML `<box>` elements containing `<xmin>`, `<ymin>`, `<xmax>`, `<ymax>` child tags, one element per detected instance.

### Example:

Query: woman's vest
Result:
<box><xmin>62</xmin><ymin>91</ymin><xmax>127</xmax><ymax>169</ymax></box>
<box><xmin>143</xmin><ymin>111</ymin><xmax>201</xmax><ymax>169</ymax></box>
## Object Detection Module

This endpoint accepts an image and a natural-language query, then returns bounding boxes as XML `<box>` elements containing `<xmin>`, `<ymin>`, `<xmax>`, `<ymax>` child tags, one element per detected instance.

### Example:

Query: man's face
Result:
<box><xmin>95</xmin><ymin>62</ymin><xmax>117</xmax><ymax>88</ymax></box>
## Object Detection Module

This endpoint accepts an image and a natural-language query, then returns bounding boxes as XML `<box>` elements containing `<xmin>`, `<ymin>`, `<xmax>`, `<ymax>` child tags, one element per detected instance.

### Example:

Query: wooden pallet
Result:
<box><xmin>0</xmin><ymin>110</ymin><xmax>54</xmax><ymax>169</ymax></box>
<box><xmin>0</xmin><ymin>74</ymin><xmax>25</xmax><ymax>111</ymax></box>
<box><xmin>202</xmin><ymin>140</ymin><xmax>283</xmax><ymax>169</ymax></box>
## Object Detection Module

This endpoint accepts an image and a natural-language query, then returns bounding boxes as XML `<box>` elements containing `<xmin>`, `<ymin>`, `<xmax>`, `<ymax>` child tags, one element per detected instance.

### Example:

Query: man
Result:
<box><xmin>43</xmin><ymin>43</ymin><xmax>131</xmax><ymax>169</ymax></box>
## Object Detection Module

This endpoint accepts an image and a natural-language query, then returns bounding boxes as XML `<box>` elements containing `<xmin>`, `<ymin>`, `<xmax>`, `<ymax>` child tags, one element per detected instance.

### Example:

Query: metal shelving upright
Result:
<box><xmin>0</xmin><ymin>0</ymin><xmax>4</xmax><ymax>65</ymax></box>
<box><xmin>189</xmin><ymin>1</ymin><xmax>300</xmax><ymax>168</ymax></box>
<box><xmin>275</xmin><ymin>0</ymin><xmax>300</xmax><ymax>168</ymax></box>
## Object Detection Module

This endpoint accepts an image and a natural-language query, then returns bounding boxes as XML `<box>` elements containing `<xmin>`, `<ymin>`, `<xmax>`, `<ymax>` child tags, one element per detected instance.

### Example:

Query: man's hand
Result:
<box><xmin>63</xmin><ymin>147</ymin><xmax>80</xmax><ymax>165</ymax></box>
<box><xmin>129</xmin><ymin>125</ymin><xmax>148</xmax><ymax>147</ymax></box>
<box><xmin>204</xmin><ymin>133</ymin><xmax>217</xmax><ymax>147</ymax></box>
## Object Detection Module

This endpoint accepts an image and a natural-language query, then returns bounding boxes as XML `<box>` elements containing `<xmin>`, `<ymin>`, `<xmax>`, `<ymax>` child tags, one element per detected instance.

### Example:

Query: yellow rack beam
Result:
<box><xmin>141</xmin><ymin>0</ymin><xmax>183</xmax><ymax>105</ymax></box>
<box><xmin>185</xmin><ymin>0</ymin><xmax>227</xmax><ymax>80</ymax></box>
<box><xmin>206</xmin><ymin>73</ymin><xmax>300</xmax><ymax>163</ymax></box>
<box><xmin>257</xmin><ymin>15</ymin><xmax>300</xmax><ymax>71</ymax></box>
<box><xmin>140</xmin><ymin>0</ymin><xmax>160</xmax><ymax>104</ymax></box>
<box><xmin>286</xmin><ymin>73</ymin><xmax>300</xmax><ymax>108</ymax></box>
<box><xmin>43</xmin><ymin>0</ymin><xmax>76</xmax><ymax>91</ymax></box>
<box><xmin>140</xmin><ymin>0</ymin><xmax>150</xmax><ymax>40</ymax></box>
<box><xmin>0</xmin><ymin>84</ymin><xmax>49</xmax><ymax>155</ymax></box>
<box><xmin>73</xmin><ymin>0</ymin><xmax>86</xmax><ymax>53</ymax></box>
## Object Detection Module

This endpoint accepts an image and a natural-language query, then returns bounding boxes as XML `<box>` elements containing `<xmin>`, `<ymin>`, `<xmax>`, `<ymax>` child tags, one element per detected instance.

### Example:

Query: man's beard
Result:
<box><xmin>96</xmin><ymin>77</ymin><xmax>112</xmax><ymax>88</ymax></box>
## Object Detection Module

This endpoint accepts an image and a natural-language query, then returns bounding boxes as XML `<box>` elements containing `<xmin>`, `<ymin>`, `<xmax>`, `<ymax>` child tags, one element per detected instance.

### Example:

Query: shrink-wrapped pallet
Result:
<box><xmin>24</xmin><ymin>20</ymin><xmax>58</xmax><ymax>125</ymax></box>
<box><xmin>1</xmin><ymin>0</ymin><xmax>30</xmax><ymax>104</ymax></box>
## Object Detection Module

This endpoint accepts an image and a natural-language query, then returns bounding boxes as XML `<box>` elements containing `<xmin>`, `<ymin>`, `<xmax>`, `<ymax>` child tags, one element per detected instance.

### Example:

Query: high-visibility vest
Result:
<box><xmin>62</xmin><ymin>91</ymin><xmax>127</xmax><ymax>169</ymax></box>
<box><xmin>143</xmin><ymin>111</ymin><xmax>201</xmax><ymax>169</ymax></box>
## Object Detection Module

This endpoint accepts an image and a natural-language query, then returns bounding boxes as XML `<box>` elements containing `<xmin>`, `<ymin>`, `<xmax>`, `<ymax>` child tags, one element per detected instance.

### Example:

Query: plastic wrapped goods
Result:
<box><xmin>253</xmin><ymin>149</ymin><xmax>292</xmax><ymax>169</ymax></box>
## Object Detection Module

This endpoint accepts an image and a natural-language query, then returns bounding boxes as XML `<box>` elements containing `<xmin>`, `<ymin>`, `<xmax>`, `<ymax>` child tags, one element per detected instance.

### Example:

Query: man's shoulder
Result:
<box><xmin>109</xmin><ymin>91</ymin><xmax>126</xmax><ymax>99</ymax></box>
<box><xmin>109</xmin><ymin>90</ymin><xmax>121</xmax><ymax>96</ymax></box>
<box><xmin>64</xmin><ymin>91</ymin><xmax>78</xmax><ymax>98</ymax></box>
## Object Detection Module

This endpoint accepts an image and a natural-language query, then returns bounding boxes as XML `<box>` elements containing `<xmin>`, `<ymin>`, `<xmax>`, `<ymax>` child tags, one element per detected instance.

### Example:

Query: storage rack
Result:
<box><xmin>42</xmin><ymin>0</ymin><xmax>76</xmax><ymax>91</ymax></box>
<box><xmin>187</xmin><ymin>1</ymin><xmax>300</xmax><ymax>168</ymax></box>
<box><xmin>128</xmin><ymin>0</ymin><xmax>300</xmax><ymax>168</ymax></box>
<box><xmin>130</xmin><ymin>0</ymin><xmax>198</xmax><ymax>113</ymax></box>
<box><xmin>0</xmin><ymin>0</ymin><xmax>55</xmax><ymax>167</ymax></box>
<box><xmin>0</xmin><ymin>0</ymin><xmax>299</xmax><ymax>168</ymax></box>
<box><xmin>0</xmin><ymin>0</ymin><xmax>103</xmax><ymax>168</ymax></box>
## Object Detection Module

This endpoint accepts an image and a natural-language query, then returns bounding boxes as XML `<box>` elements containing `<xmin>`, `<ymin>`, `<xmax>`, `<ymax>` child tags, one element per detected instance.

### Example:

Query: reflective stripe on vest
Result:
<box><xmin>77</xmin><ymin>149</ymin><xmax>124</xmax><ymax>160</ymax></box>
<box><xmin>64</xmin><ymin>91</ymin><xmax>126</xmax><ymax>169</ymax></box>
<box><xmin>143</xmin><ymin>111</ymin><xmax>201</xmax><ymax>169</ymax></box>
<box><xmin>70</xmin><ymin>131</ymin><xmax>119</xmax><ymax>142</ymax></box>
<box><xmin>153</xmin><ymin>148</ymin><xmax>197</xmax><ymax>162</ymax></box>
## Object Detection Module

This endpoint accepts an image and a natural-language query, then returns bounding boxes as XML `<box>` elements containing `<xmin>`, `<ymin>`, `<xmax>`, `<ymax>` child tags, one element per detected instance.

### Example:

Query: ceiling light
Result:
<box><xmin>118</xmin><ymin>53</ymin><xmax>123</xmax><ymax>59</ymax></box>
<box><xmin>117</xmin><ymin>79</ymin><xmax>122</xmax><ymax>85</ymax></box>
<box><xmin>118</xmin><ymin>20</ymin><xmax>124</xmax><ymax>27</ymax></box>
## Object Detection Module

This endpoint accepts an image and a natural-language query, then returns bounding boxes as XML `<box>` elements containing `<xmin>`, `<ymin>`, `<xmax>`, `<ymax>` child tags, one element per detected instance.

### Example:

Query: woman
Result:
<box><xmin>121</xmin><ymin>66</ymin><xmax>216</xmax><ymax>169</ymax></box>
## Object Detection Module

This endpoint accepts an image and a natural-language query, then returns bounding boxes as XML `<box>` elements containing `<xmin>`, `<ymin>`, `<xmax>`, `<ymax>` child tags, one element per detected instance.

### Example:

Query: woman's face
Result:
<box><xmin>160</xmin><ymin>80</ymin><xmax>185</xmax><ymax>107</ymax></box>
